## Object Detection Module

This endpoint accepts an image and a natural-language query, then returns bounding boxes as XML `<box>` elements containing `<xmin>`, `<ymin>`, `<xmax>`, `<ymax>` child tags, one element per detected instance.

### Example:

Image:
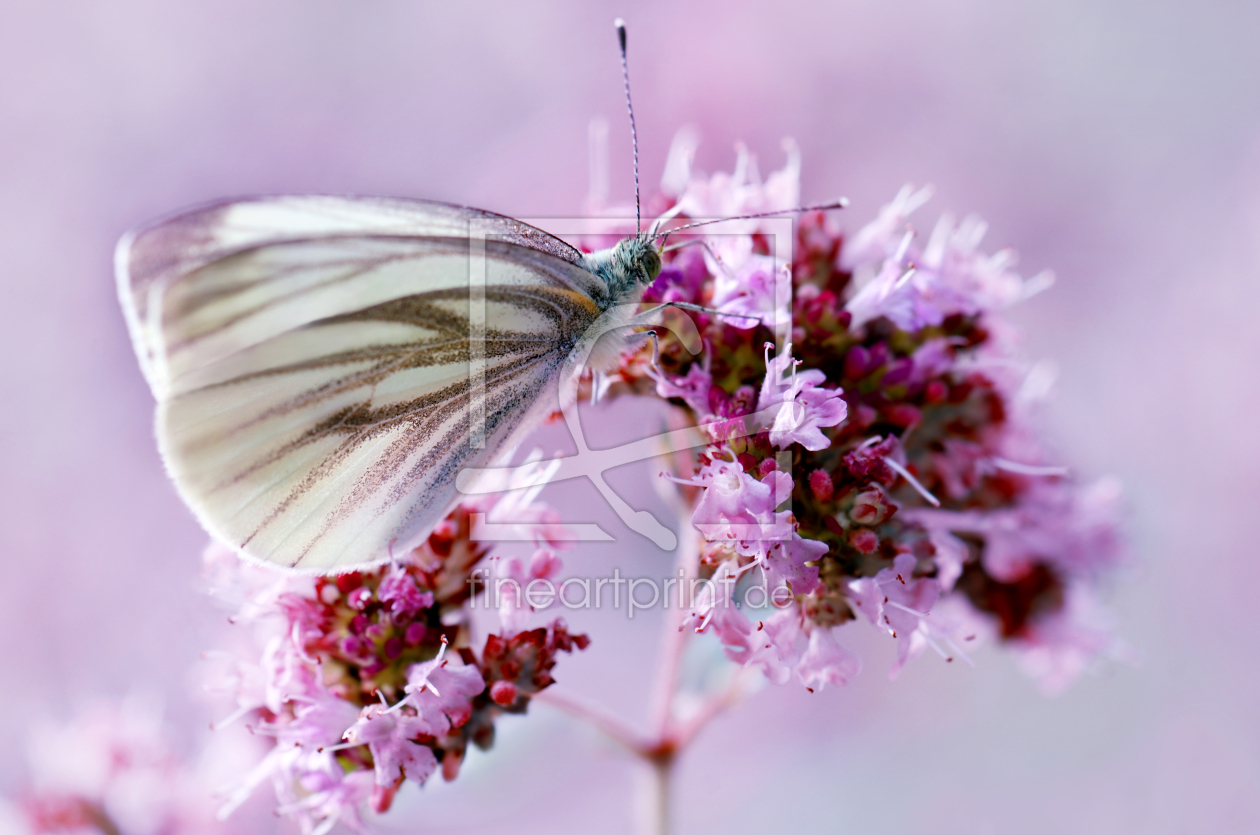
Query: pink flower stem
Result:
<box><xmin>633</xmin><ymin>523</ymin><xmax>702</xmax><ymax>835</ymax></box>
<box><xmin>670</xmin><ymin>666</ymin><xmax>757</xmax><ymax>750</ymax></box>
<box><xmin>648</xmin><ymin>526</ymin><xmax>700</xmax><ymax>738</ymax></box>
<box><xmin>541</xmin><ymin>518</ymin><xmax>745</xmax><ymax>835</ymax></box>
<box><xmin>534</xmin><ymin>688</ymin><xmax>650</xmax><ymax>755</ymax></box>
<box><xmin>635</xmin><ymin>755</ymin><xmax>673</xmax><ymax>835</ymax></box>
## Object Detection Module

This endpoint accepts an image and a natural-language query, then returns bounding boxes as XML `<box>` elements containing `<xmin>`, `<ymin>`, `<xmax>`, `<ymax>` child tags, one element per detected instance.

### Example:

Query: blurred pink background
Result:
<box><xmin>2</xmin><ymin>0</ymin><xmax>1258</xmax><ymax>832</ymax></box>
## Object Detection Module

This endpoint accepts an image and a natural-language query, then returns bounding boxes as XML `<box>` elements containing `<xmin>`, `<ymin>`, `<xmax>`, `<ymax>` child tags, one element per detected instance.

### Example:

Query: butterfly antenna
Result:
<box><xmin>650</xmin><ymin>199</ymin><xmax>850</xmax><ymax>241</ymax></box>
<box><xmin>614</xmin><ymin>18</ymin><xmax>641</xmax><ymax>235</ymax></box>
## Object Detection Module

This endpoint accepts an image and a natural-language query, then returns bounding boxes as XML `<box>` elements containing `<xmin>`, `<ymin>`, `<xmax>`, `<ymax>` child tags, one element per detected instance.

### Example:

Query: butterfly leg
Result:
<box><xmin>623</xmin><ymin>328</ymin><xmax>660</xmax><ymax>369</ymax></box>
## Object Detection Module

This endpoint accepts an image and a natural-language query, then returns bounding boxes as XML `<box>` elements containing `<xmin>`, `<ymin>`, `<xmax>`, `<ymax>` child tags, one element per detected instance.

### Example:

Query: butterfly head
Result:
<box><xmin>587</xmin><ymin>234</ymin><xmax>662</xmax><ymax>302</ymax></box>
<box><xmin>615</xmin><ymin>234</ymin><xmax>662</xmax><ymax>286</ymax></box>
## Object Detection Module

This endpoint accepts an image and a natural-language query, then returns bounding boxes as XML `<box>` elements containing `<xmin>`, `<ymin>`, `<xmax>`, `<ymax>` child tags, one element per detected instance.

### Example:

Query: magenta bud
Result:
<box><xmin>844</xmin><ymin>345</ymin><xmax>870</xmax><ymax>379</ymax></box>
<box><xmin>868</xmin><ymin>342</ymin><xmax>889</xmax><ymax>370</ymax></box>
<box><xmin>383</xmin><ymin>637</ymin><xmax>403</xmax><ymax>659</ymax></box>
<box><xmin>881</xmin><ymin>358</ymin><xmax>913</xmax><ymax>387</ymax></box>
<box><xmin>887</xmin><ymin>403</ymin><xmax>922</xmax><ymax>428</ymax></box>
<box><xmin>404</xmin><ymin>623</ymin><xmax>427</xmax><ymax>646</ymax></box>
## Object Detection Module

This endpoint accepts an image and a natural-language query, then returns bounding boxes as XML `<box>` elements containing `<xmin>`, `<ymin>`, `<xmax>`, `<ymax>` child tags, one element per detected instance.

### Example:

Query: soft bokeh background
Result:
<box><xmin>3</xmin><ymin>0</ymin><xmax>1258</xmax><ymax>832</ymax></box>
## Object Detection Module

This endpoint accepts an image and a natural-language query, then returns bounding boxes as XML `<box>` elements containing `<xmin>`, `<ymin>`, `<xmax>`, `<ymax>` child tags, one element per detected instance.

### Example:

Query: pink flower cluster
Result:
<box><xmin>201</xmin><ymin>485</ymin><xmax>589</xmax><ymax>834</ymax></box>
<box><xmin>605</xmin><ymin>140</ymin><xmax>1126</xmax><ymax>695</ymax></box>
<box><xmin>7</xmin><ymin>698</ymin><xmax>235</xmax><ymax>835</ymax></box>
<box><xmin>166</xmin><ymin>137</ymin><xmax>1130</xmax><ymax>832</ymax></box>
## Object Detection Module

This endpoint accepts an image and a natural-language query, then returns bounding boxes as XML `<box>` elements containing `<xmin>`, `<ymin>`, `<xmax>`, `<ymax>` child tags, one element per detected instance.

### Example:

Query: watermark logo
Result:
<box><xmin>467</xmin><ymin>566</ymin><xmax>796</xmax><ymax>619</ymax></box>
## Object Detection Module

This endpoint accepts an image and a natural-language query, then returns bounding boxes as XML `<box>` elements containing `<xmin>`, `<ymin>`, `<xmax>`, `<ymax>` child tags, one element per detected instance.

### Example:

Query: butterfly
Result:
<box><xmin>116</xmin><ymin>194</ymin><xmax>676</xmax><ymax>571</ymax></box>
<box><xmin>117</xmin><ymin>21</ymin><xmax>843</xmax><ymax>573</ymax></box>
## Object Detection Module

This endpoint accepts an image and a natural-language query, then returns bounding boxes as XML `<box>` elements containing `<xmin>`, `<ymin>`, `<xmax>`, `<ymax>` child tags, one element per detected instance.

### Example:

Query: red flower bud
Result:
<box><xmin>490</xmin><ymin>680</ymin><xmax>519</xmax><ymax>706</ymax></box>
<box><xmin>849</xmin><ymin>528</ymin><xmax>880</xmax><ymax>554</ymax></box>
<box><xmin>809</xmin><ymin>469</ymin><xmax>835</xmax><ymax>502</ymax></box>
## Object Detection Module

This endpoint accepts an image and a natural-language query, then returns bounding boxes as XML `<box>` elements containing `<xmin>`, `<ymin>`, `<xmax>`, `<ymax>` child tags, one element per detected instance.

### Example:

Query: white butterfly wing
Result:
<box><xmin>117</xmin><ymin>196</ymin><xmax>603</xmax><ymax>571</ymax></box>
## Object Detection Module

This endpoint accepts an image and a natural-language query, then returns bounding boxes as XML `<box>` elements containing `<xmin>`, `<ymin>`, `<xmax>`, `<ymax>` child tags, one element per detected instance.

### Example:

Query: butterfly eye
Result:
<box><xmin>642</xmin><ymin>247</ymin><xmax>662</xmax><ymax>283</ymax></box>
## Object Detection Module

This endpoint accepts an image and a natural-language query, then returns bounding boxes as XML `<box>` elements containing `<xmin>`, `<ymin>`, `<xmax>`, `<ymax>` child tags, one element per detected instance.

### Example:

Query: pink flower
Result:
<box><xmin>673</xmin><ymin>141</ymin><xmax>802</xmax><ymax>273</ymax></box>
<box><xmin>1010</xmin><ymin>585</ymin><xmax>1132</xmax><ymax>697</ymax></box>
<box><xmin>710</xmin><ymin>256</ymin><xmax>791</xmax><ymax>331</ymax></box>
<box><xmin>276</xmin><ymin>768</ymin><xmax>374</xmax><ymax>835</ymax></box>
<box><xmin>904</xmin><ymin>477</ymin><xmax>1125</xmax><ymax>583</ymax></box>
<box><xmin>280</xmin><ymin>680</ymin><xmax>362</xmax><ymax>751</ymax></box>
<box><xmin>763</xmin><ymin>534</ymin><xmax>825</xmax><ymax>596</ymax></box>
<box><xmin>18</xmin><ymin>698</ymin><xmax>227</xmax><ymax>835</ymax></box>
<box><xmin>469</xmin><ymin>453</ymin><xmax>575</xmax><ymax>548</ymax></box>
<box><xmin>689</xmin><ymin>456</ymin><xmax>792</xmax><ymax>545</ymax></box>
<box><xmin>401</xmin><ymin>654</ymin><xmax>486</xmax><ymax>736</ymax></box>
<box><xmin>731</xmin><ymin>606</ymin><xmax>806</xmax><ymax>685</ymax></box>
<box><xmin>342</xmin><ymin>707</ymin><xmax>438</xmax><ymax>789</ymax></box>
<box><xmin>494</xmin><ymin>549</ymin><xmax>565</xmax><ymax>635</ymax></box>
<box><xmin>377</xmin><ymin>565</ymin><xmax>434</xmax><ymax>620</ymax></box>
<box><xmin>839</xmin><ymin>184</ymin><xmax>934</xmax><ymax>270</ymax></box>
<box><xmin>848</xmin><ymin>553</ymin><xmax>964</xmax><ymax>678</ymax></box>
<box><xmin>795</xmin><ymin>626</ymin><xmax>862</xmax><ymax>692</ymax></box>
<box><xmin>758</xmin><ymin>344</ymin><xmax>847</xmax><ymax>451</ymax></box>
<box><xmin>681</xmin><ymin>561</ymin><xmax>748</xmax><ymax>650</ymax></box>
<box><xmin>842</xmin><ymin>186</ymin><xmax>1052</xmax><ymax>331</ymax></box>
<box><xmin>927</xmin><ymin>528</ymin><xmax>969</xmax><ymax>593</ymax></box>
<box><xmin>648</xmin><ymin>351</ymin><xmax>714</xmax><ymax>415</ymax></box>
<box><xmin>684</xmin><ymin>564</ymin><xmax>855</xmax><ymax>690</ymax></box>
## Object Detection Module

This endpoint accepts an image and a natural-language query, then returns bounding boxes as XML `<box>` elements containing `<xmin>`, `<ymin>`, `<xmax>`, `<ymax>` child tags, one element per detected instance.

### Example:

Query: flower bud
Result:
<box><xmin>489</xmin><ymin>680</ymin><xmax>519</xmax><ymax>706</ymax></box>
<box><xmin>809</xmin><ymin>469</ymin><xmax>835</xmax><ymax>502</ymax></box>
<box><xmin>850</xmin><ymin>487</ymin><xmax>895</xmax><ymax>526</ymax></box>
<box><xmin>849</xmin><ymin>528</ymin><xmax>880</xmax><ymax>554</ymax></box>
<box><xmin>347</xmin><ymin>586</ymin><xmax>373</xmax><ymax>611</ymax></box>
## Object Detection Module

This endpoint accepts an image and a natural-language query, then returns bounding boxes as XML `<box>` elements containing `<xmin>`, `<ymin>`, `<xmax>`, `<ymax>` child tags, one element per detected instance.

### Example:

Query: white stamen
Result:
<box><xmin>893</xmin><ymin>229</ymin><xmax>914</xmax><ymax>264</ymax></box>
<box><xmin>882</xmin><ymin>457</ymin><xmax>941</xmax><ymax>507</ymax></box>
<box><xmin>211</xmin><ymin>704</ymin><xmax>254</xmax><ymax>730</ymax></box>
<box><xmin>991</xmin><ymin>457</ymin><xmax>1069</xmax><ymax>477</ymax></box>
<box><xmin>922</xmin><ymin>631</ymin><xmax>951</xmax><ymax>660</ymax></box>
<box><xmin>940</xmin><ymin>634</ymin><xmax>975</xmax><ymax>668</ymax></box>
<box><xmin>695</xmin><ymin>608</ymin><xmax>714</xmax><ymax>633</ymax></box>
<box><xmin>886</xmin><ymin>600</ymin><xmax>928</xmax><ymax>619</ymax></box>
<box><xmin>322</xmin><ymin>739</ymin><xmax>363</xmax><ymax>753</ymax></box>
<box><xmin>1020</xmin><ymin>269</ymin><xmax>1055</xmax><ymax>301</ymax></box>
<box><xmin>591</xmin><ymin>370</ymin><xmax>613</xmax><ymax>405</ymax></box>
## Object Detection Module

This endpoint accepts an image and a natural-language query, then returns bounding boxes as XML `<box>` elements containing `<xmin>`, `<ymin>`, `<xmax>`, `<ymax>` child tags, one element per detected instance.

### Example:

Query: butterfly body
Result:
<box><xmin>118</xmin><ymin>196</ymin><xmax>662</xmax><ymax>572</ymax></box>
